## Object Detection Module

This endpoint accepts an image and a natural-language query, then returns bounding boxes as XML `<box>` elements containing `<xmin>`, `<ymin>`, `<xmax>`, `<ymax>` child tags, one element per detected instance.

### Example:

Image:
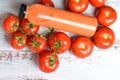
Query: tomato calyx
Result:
<box><xmin>13</xmin><ymin>19</ymin><xmax>19</xmax><ymax>32</ymax></box>
<box><xmin>32</xmin><ymin>41</ymin><xmax>39</xmax><ymax>48</ymax></box>
<box><xmin>54</xmin><ymin>41</ymin><xmax>61</xmax><ymax>50</ymax></box>
<box><xmin>26</xmin><ymin>23</ymin><xmax>34</xmax><ymax>29</ymax></box>
<box><xmin>26</xmin><ymin>23</ymin><xmax>35</xmax><ymax>35</ymax></box>
<box><xmin>30</xmin><ymin>34</ymin><xmax>46</xmax><ymax>48</ymax></box>
<box><xmin>49</xmin><ymin>53</ymin><xmax>57</xmax><ymax>66</ymax></box>
<box><xmin>54</xmin><ymin>38</ymin><xmax>62</xmax><ymax>51</ymax></box>
<box><xmin>15</xmin><ymin>36</ymin><xmax>23</xmax><ymax>44</ymax></box>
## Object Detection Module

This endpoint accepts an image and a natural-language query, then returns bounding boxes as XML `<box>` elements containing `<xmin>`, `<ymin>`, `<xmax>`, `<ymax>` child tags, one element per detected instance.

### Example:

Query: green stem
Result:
<box><xmin>41</xmin><ymin>28</ymin><xmax>54</xmax><ymax>35</ymax></box>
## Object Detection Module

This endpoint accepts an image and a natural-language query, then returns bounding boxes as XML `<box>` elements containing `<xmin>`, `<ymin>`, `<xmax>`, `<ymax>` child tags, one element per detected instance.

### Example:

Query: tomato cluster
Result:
<box><xmin>2</xmin><ymin>0</ymin><xmax>117</xmax><ymax>73</ymax></box>
<box><xmin>66</xmin><ymin>0</ymin><xmax>116</xmax><ymax>54</ymax></box>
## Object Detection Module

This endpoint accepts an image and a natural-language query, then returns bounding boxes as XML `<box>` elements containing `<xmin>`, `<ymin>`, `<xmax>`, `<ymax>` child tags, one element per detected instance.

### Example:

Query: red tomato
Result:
<box><xmin>10</xmin><ymin>32</ymin><xmax>27</xmax><ymax>50</ymax></box>
<box><xmin>96</xmin><ymin>6</ymin><xmax>117</xmax><ymax>26</ymax></box>
<box><xmin>38</xmin><ymin>0</ymin><xmax>54</xmax><ymax>7</ymax></box>
<box><xmin>71</xmin><ymin>36</ymin><xmax>94</xmax><ymax>58</ymax></box>
<box><xmin>89</xmin><ymin>0</ymin><xmax>106</xmax><ymax>7</ymax></box>
<box><xmin>92</xmin><ymin>27</ymin><xmax>115</xmax><ymax>49</ymax></box>
<box><xmin>3</xmin><ymin>15</ymin><xmax>20</xmax><ymax>34</ymax></box>
<box><xmin>27</xmin><ymin>35</ymin><xmax>47</xmax><ymax>53</ymax></box>
<box><xmin>37</xmin><ymin>50</ymin><xmax>59</xmax><ymax>73</ymax></box>
<box><xmin>66</xmin><ymin>0</ymin><xmax>89</xmax><ymax>13</ymax></box>
<box><xmin>47</xmin><ymin>32</ymin><xmax>71</xmax><ymax>54</ymax></box>
<box><xmin>20</xmin><ymin>19</ymin><xmax>39</xmax><ymax>36</ymax></box>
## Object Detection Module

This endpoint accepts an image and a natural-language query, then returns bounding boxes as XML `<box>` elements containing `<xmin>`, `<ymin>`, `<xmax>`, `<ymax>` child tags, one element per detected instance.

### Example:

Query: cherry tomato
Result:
<box><xmin>71</xmin><ymin>36</ymin><xmax>94</xmax><ymax>58</ymax></box>
<box><xmin>20</xmin><ymin>19</ymin><xmax>39</xmax><ymax>36</ymax></box>
<box><xmin>10</xmin><ymin>32</ymin><xmax>27</xmax><ymax>50</ymax></box>
<box><xmin>27</xmin><ymin>35</ymin><xmax>47</xmax><ymax>53</ymax></box>
<box><xmin>47</xmin><ymin>32</ymin><xmax>71</xmax><ymax>54</ymax></box>
<box><xmin>37</xmin><ymin>50</ymin><xmax>59</xmax><ymax>73</ymax></box>
<box><xmin>38</xmin><ymin>0</ymin><xmax>54</xmax><ymax>7</ymax></box>
<box><xmin>96</xmin><ymin>6</ymin><xmax>117</xmax><ymax>26</ymax></box>
<box><xmin>3</xmin><ymin>15</ymin><xmax>20</xmax><ymax>34</ymax></box>
<box><xmin>66</xmin><ymin>0</ymin><xmax>89</xmax><ymax>13</ymax></box>
<box><xmin>92</xmin><ymin>27</ymin><xmax>115</xmax><ymax>49</ymax></box>
<box><xmin>89</xmin><ymin>0</ymin><xmax>106</xmax><ymax>7</ymax></box>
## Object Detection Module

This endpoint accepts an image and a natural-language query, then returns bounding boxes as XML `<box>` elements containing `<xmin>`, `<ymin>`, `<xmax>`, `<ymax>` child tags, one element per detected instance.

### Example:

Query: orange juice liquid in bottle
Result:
<box><xmin>19</xmin><ymin>4</ymin><xmax>97</xmax><ymax>37</ymax></box>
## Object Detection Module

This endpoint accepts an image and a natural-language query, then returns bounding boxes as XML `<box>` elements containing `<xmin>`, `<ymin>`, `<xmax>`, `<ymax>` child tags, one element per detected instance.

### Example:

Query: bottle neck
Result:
<box><xmin>19</xmin><ymin>4</ymin><xmax>27</xmax><ymax>19</ymax></box>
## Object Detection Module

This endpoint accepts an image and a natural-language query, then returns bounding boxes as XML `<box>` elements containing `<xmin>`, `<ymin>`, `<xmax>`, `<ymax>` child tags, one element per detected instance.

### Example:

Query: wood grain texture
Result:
<box><xmin>0</xmin><ymin>0</ymin><xmax>120</xmax><ymax>80</ymax></box>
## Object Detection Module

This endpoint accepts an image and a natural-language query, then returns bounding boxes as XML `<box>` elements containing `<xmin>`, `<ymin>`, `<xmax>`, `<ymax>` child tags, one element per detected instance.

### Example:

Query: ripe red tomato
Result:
<box><xmin>92</xmin><ymin>27</ymin><xmax>115</xmax><ymax>49</ymax></box>
<box><xmin>96</xmin><ymin>6</ymin><xmax>117</xmax><ymax>26</ymax></box>
<box><xmin>37</xmin><ymin>50</ymin><xmax>59</xmax><ymax>73</ymax></box>
<box><xmin>38</xmin><ymin>0</ymin><xmax>54</xmax><ymax>7</ymax></box>
<box><xmin>47</xmin><ymin>32</ymin><xmax>71</xmax><ymax>54</ymax></box>
<box><xmin>66</xmin><ymin>0</ymin><xmax>89</xmax><ymax>13</ymax></box>
<box><xmin>20</xmin><ymin>19</ymin><xmax>39</xmax><ymax>36</ymax></box>
<box><xmin>71</xmin><ymin>36</ymin><xmax>94</xmax><ymax>58</ymax></box>
<box><xmin>3</xmin><ymin>15</ymin><xmax>20</xmax><ymax>34</ymax></box>
<box><xmin>89</xmin><ymin>0</ymin><xmax>106</xmax><ymax>7</ymax></box>
<box><xmin>10</xmin><ymin>32</ymin><xmax>27</xmax><ymax>50</ymax></box>
<box><xmin>27</xmin><ymin>35</ymin><xmax>47</xmax><ymax>53</ymax></box>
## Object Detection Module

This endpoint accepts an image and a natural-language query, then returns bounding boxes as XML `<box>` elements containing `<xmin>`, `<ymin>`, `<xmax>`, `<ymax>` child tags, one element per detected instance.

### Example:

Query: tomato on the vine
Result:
<box><xmin>96</xmin><ymin>6</ymin><xmax>117</xmax><ymax>26</ymax></box>
<box><xmin>71</xmin><ymin>36</ymin><xmax>94</xmax><ymax>58</ymax></box>
<box><xmin>37</xmin><ymin>50</ymin><xmax>59</xmax><ymax>73</ymax></box>
<box><xmin>66</xmin><ymin>0</ymin><xmax>89</xmax><ymax>13</ymax></box>
<box><xmin>10</xmin><ymin>32</ymin><xmax>27</xmax><ymax>50</ymax></box>
<box><xmin>27</xmin><ymin>34</ymin><xmax>47</xmax><ymax>53</ymax></box>
<box><xmin>38</xmin><ymin>0</ymin><xmax>54</xmax><ymax>7</ymax></box>
<box><xmin>92</xmin><ymin>27</ymin><xmax>115</xmax><ymax>49</ymax></box>
<box><xmin>3</xmin><ymin>15</ymin><xmax>20</xmax><ymax>34</ymax></box>
<box><xmin>89</xmin><ymin>0</ymin><xmax>106</xmax><ymax>7</ymax></box>
<box><xmin>20</xmin><ymin>19</ymin><xmax>39</xmax><ymax>36</ymax></box>
<box><xmin>47</xmin><ymin>32</ymin><xmax>71</xmax><ymax>54</ymax></box>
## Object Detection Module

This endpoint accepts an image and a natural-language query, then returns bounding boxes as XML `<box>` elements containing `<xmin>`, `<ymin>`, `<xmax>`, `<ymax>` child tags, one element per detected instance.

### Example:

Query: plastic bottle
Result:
<box><xmin>19</xmin><ymin>4</ymin><xmax>97</xmax><ymax>37</ymax></box>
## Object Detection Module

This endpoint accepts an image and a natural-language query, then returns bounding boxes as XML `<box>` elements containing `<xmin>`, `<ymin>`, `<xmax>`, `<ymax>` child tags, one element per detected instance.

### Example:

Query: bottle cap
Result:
<box><xmin>19</xmin><ymin>4</ymin><xmax>27</xmax><ymax>19</ymax></box>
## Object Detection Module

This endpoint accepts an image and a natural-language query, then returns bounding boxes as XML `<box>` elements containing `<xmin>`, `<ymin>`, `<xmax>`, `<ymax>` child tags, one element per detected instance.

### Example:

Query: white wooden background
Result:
<box><xmin>0</xmin><ymin>0</ymin><xmax>120</xmax><ymax>80</ymax></box>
